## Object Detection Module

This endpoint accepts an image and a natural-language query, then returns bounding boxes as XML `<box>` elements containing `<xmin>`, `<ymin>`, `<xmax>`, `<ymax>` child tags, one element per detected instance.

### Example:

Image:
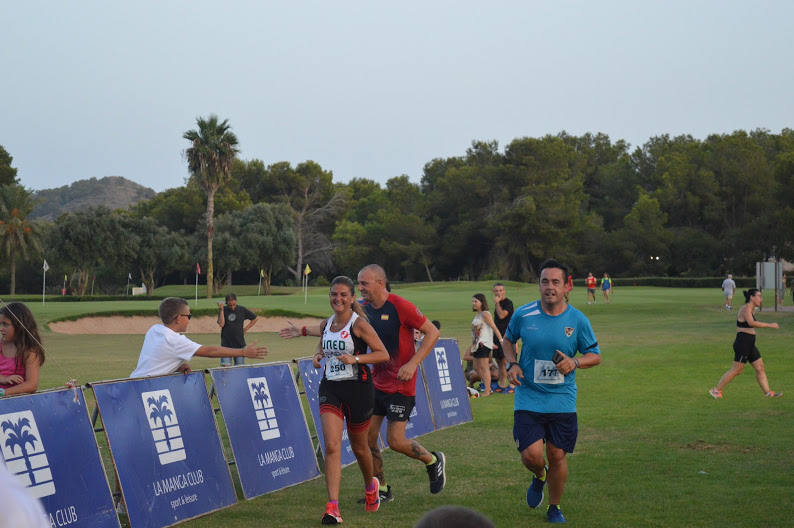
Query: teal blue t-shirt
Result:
<box><xmin>505</xmin><ymin>301</ymin><xmax>600</xmax><ymax>413</ymax></box>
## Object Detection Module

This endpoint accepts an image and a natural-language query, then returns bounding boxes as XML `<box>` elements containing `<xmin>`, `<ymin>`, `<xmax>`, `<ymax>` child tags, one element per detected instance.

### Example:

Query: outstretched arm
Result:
<box><xmin>279</xmin><ymin>321</ymin><xmax>322</xmax><ymax>339</ymax></box>
<box><xmin>194</xmin><ymin>342</ymin><xmax>268</xmax><ymax>360</ymax></box>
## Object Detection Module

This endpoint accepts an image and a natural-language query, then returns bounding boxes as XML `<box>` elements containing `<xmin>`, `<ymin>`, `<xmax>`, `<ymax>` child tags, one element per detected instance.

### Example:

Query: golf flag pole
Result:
<box><xmin>195</xmin><ymin>263</ymin><xmax>201</xmax><ymax>305</ymax></box>
<box><xmin>303</xmin><ymin>263</ymin><xmax>311</xmax><ymax>304</ymax></box>
<box><xmin>42</xmin><ymin>259</ymin><xmax>49</xmax><ymax>304</ymax></box>
<box><xmin>126</xmin><ymin>272</ymin><xmax>131</xmax><ymax>296</ymax></box>
<box><xmin>258</xmin><ymin>268</ymin><xmax>263</xmax><ymax>296</ymax></box>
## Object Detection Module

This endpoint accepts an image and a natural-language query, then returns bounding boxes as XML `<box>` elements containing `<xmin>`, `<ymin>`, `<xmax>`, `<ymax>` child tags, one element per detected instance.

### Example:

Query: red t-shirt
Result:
<box><xmin>362</xmin><ymin>293</ymin><xmax>428</xmax><ymax>396</ymax></box>
<box><xmin>586</xmin><ymin>276</ymin><xmax>596</xmax><ymax>289</ymax></box>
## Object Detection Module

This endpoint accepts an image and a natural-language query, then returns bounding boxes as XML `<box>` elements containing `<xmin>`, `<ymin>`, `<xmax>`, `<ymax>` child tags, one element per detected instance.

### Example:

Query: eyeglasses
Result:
<box><xmin>179</xmin><ymin>313</ymin><xmax>192</xmax><ymax>320</ymax></box>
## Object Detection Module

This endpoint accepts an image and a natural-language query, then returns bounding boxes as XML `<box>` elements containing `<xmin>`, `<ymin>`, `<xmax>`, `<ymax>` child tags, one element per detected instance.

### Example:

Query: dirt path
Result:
<box><xmin>48</xmin><ymin>315</ymin><xmax>324</xmax><ymax>335</ymax></box>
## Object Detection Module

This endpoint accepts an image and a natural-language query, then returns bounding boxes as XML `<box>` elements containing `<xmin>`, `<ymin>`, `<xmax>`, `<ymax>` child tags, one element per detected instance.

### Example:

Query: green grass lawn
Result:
<box><xmin>18</xmin><ymin>283</ymin><xmax>794</xmax><ymax>527</ymax></box>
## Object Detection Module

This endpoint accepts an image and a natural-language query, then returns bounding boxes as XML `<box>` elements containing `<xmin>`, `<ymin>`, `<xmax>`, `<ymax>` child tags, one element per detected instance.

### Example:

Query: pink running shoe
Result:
<box><xmin>321</xmin><ymin>502</ymin><xmax>342</xmax><ymax>525</ymax></box>
<box><xmin>709</xmin><ymin>388</ymin><xmax>723</xmax><ymax>399</ymax></box>
<box><xmin>365</xmin><ymin>477</ymin><xmax>380</xmax><ymax>512</ymax></box>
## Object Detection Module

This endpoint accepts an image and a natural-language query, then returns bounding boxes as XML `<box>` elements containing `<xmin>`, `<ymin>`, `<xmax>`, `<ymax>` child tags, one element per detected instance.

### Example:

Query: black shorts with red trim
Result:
<box><xmin>319</xmin><ymin>377</ymin><xmax>374</xmax><ymax>433</ymax></box>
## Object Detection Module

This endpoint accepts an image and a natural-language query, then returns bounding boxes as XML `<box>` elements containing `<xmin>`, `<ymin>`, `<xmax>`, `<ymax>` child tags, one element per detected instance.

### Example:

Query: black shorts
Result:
<box><xmin>472</xmin><ymin>343</ymin><xmax>492</xmax><ymax>359</ymax></box>
<box><xmin>373</xmin><ymin>388</ymin><xmax>415</xmax><ymax>422</ymax></box>
<box><xmin>492</xmin><ymin>341</ymin><xmax>505</xmax><ymax>361</ymax></box>
<box><xmin>733</xmin><ymin>332</ymin><xmax>761</xmax><ymax>363</ymax></box>
<box><xmin>513</xmin><ymin>410</ymin><xmax>578</xmax><ymax>453</ymax></box>
<box><xmin>319</xmin><ymin>378</ymin><xmax>374</xmax><ymax>433</ymax></box>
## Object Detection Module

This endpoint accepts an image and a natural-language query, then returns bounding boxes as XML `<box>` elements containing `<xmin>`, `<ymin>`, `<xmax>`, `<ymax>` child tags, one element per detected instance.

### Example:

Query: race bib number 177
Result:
<box><xmin>533</xmin><ymin>359</ymin><xmax>564</xmax><ymax>384</ymax></box>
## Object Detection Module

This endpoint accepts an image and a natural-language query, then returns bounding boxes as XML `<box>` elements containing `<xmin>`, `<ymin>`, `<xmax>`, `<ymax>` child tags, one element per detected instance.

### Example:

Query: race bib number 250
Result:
<box><xmin>325</xmin><ymin>355</ymin><xmax>357</xmax><ymax>381</ymax></box>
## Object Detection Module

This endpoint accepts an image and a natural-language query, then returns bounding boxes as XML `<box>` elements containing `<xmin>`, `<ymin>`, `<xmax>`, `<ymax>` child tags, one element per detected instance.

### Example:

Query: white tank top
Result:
<box><xmin>472</xmin><ymin>312</ymin><xmax>494</xmax><ymax>349</ymax></box>
<box><xmin>322</xmin><ymin>312</ymin><xmax>359</xmax><ymax>381</ymax></box>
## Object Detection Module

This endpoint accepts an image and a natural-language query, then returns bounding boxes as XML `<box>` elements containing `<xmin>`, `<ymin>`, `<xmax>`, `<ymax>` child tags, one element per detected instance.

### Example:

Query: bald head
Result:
<box><xmin>357</xmin><ymin>264</ymin><xmax>389</xmax><ymax>307</ymax></box>
<box><xmin>360</xmin><ymin>264</ymin><xmax>387</xmax><ymax>281</ymax></box>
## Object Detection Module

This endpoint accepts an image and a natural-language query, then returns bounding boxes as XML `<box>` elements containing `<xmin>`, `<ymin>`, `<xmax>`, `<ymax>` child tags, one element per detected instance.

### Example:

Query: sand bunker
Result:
<box><xmin>49</xmin><ymin>315</ymin><xmax>324</xmax><ymax>335</ymax></box>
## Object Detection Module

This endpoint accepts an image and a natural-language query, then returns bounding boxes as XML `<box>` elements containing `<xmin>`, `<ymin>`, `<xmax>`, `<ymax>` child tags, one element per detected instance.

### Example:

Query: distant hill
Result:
<box><xmin>30</xmin><ymin>176</ymin><xmax>156</xmax><ymax>220</ymax></box>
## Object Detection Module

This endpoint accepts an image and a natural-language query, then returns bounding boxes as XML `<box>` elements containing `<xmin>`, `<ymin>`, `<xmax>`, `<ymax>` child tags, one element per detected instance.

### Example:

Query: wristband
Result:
<box><xmin>574</xmin><ymin>358</ymin><xmax>580</xmax><ymax>369</ymax></box>
<box><xmin>506</xmin><ymin>362</ymin><xmax>518</xmax><ymax>371</ymax></box>
<box><xmin>0</xmin><ymin>388</ymin><xmax>5</xmax><ymax>397</ymax></box>
<box><xmin>301</xmin><ymin>326</ymin><xmax>307</xmax><ymax>336</ymax></box>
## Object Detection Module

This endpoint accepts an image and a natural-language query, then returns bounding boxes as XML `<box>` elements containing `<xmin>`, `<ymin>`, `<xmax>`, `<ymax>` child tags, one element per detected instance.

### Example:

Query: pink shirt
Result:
<box><xmin>0</xmin><ymin>345</ymin><xmax>25</xmax><ymax>389</ymax></box>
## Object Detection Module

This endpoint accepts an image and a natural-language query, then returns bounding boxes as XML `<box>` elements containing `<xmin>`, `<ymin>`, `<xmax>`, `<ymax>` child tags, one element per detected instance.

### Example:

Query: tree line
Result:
<box><xmin>1</xmin><ymin>123</ymin><xmax>793</xmax><ymax>295</ymax></box>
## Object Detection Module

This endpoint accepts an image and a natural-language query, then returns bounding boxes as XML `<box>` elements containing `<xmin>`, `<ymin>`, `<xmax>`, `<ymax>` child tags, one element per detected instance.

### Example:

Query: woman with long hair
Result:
<box><xmin>470</xmin><ymin>293</ymin><xmax>503</xmax><ymax>397</ymax></box>
<box><xmin>0</xmin><ymin>302</ymin><xmax>45</xmax><ymax>397</ymax></box>
<box><xmin>709</xmin><ymin>289</ymin><xmax>781</xmax><ymax>399</ymax></box>
<box><xmin>313</xmin><ymin>276</ymin><xmax>389</xmax><ymax>525</ymax></box>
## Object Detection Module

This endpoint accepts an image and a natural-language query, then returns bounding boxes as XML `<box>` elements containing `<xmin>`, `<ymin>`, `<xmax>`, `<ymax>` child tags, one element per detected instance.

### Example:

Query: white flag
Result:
<box><xmin>43</xmin><ymin>259</ymin><xmax>49</xmax><ymax>272</ymax></box>
<box><xmin>128</xmin><ymin>272</ymin><xmax>132</xmax><ymax>280</ymax></box>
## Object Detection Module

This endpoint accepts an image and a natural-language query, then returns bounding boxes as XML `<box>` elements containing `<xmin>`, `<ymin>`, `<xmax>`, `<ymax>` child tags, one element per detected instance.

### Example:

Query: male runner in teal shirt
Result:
<box><xmin>502</xmin><ymin>258</ymin><xmax>601</xmax><ymax>524</ymax></box>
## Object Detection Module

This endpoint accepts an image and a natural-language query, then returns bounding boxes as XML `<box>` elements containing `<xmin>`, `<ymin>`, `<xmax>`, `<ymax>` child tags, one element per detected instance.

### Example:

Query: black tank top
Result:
<box><xmin>737</xmin><ymin>311</ymin><xmax>754</xmax><ymax>328</ymax></box>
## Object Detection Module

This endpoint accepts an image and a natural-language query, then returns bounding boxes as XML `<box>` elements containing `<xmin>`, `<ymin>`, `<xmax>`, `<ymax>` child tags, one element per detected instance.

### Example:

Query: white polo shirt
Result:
<box><xmin>130</xmin><ymin>324</ymin><xmax>202</xmax><ymax>378</ymax></box>
<box><xmin>0</xmin><ymin>463</ymin><xmax>50</xmax><ymax>528</ymax></box>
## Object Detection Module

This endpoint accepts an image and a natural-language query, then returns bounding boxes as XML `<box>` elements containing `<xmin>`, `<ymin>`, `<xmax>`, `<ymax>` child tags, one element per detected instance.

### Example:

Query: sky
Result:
<box><xmin>2</xmin><ymin>1</ymin><xmax>793</xmax><ymax>193</ymax></box>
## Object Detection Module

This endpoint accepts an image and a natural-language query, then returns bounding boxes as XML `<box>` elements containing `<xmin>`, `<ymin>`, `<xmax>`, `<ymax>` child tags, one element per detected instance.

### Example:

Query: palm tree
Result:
<box><xmin>147</xmin><ymin>395</ymin><xmax>174</xmax><ymax>450</ymax></box>
<box><xmin>251</xmin><ymin>381</ymin><xmax>270</xmax><ymax>408</ymax></box>
<box><xmin>183</xmin><ymin>115</ymin><xmax>239</xmax><ymax>298</ymax></box>
<box><xmin>2</xmin><ymin>417</ymin><xmax>39</xmax><ymax>485</ymax></box>
<box><xmin>0</xmin><ymin>184</ymin><xmax>40</xmax><ymax>294</ymax></box>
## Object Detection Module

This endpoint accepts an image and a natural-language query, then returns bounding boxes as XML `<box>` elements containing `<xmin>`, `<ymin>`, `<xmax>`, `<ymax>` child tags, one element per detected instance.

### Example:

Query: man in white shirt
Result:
<box><xmin>131</xmin><ymin>297</ymin><xmax>267</xmax><ymax>378</ymax></box>
<box><xmin>721</xmin><ymin>274</ymin><xmax>737</xmax><ymax>310</ymax></box>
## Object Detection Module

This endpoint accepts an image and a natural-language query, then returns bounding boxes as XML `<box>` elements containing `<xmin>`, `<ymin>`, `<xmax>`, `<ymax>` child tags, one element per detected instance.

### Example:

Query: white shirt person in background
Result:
<box><xmin>131</xmin><ymin>297</ymin><xmax>266</xmax><ymax>378</ymax></box>
<box><xmin>721</xmin><ymin>274</ymin><xmax>737</xmax><ymax>310</ymax></box>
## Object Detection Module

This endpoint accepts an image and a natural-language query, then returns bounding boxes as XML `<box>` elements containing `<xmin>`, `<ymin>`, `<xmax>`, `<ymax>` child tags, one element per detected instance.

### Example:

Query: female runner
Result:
<box><xmin>314</xmin><ymin>276</ymin><xmax>389</xmax><ymax>524</ymax></box>
<box><xmin>709</xmin><ymin>289</ymin><xmax>781</xmax><ymax>399</ymax></box>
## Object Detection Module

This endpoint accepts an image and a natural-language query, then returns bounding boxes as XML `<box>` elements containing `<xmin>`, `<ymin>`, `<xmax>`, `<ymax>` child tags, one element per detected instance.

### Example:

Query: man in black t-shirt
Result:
<box><xmin>492</xmin><ymin>282</ymin><xmax>514</xmax><ymax>388</ymax></box>
<box><xmin>217</xmin><ymin>293</ymin><xmax>258</xmax><ymax>366</ymax></box>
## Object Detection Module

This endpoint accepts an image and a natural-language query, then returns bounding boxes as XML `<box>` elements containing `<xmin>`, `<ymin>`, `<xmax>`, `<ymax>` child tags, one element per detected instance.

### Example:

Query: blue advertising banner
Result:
<box><xmin>92</xmin><ymin>373</ymin><xmax>236</xmax><ymax>528</ymax></box>
<box><xmin>0</xmin><ymin>388</ymin><xmax>119</xmax><ymax>528</ymax></box>
<box><xmin>296</xmin><ymin>358</ymin><xmax>358</xmax><ymax>467</ymax></box>
<box><xmin>421</xmin><ymin>339</ymin><xmax>473</xmax><ymax>429</ymax></box>
<box><xmin>209</xmin><ymin>363</ymin><xmax>320</xmax><ymax>499</ymax></box>
<box><xmin>378</xmin><ymin>365</ymin><xmax>435</xmax><ymax>449</ymax></box>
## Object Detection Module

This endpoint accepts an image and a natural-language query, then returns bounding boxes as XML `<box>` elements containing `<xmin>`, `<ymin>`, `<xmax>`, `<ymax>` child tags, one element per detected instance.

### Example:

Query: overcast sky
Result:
<box><xmin>2</xmin><ymin>1</ymin><xmax>793</xmax><ymax>192</ymax></box>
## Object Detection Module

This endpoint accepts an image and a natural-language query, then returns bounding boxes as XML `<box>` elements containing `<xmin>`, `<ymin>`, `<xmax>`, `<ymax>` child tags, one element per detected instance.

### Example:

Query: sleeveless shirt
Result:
<box><xmin>321</xmin><ymin>312</ymin><xmax>369</xmax><ymax>382</ymax></box>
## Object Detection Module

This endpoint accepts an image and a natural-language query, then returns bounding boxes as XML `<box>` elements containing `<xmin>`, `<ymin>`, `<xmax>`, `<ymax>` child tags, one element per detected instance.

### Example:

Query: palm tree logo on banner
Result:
<box><xmin>140</xmin><ymin>390</ymin><xmax>186</xmax><ymax>464</ymax></box>
<box><xmin>435</xmin><ymin>347</ymin><xmax>452</xmax><ymax>392</ymax></box>
<box><xmin>0</xmin><ymin>410</ymin><xmax>56</xmax><ymax>498</ymax></box>
<box><xmin>247</xmin><ymin>377</ymin><xmax>280</xmax><ymax>440</ymax></box>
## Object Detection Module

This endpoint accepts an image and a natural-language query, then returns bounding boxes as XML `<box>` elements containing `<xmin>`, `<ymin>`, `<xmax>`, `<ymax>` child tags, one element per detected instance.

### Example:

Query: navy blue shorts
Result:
<box><xmin>513</xmin><ymin>410</ymin><xmax>578</xmax><ymax>453</ymax></box>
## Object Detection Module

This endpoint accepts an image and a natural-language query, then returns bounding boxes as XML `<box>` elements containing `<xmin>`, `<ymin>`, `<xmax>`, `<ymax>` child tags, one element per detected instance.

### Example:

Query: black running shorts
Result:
<box><xmin>733</xmin><ymin>332</ymin><xmax>761</xmax><ymax>363</ymax></box>
<box><xmin>319</xmin><ymin>378</ymin><xmax>374</xmax><ymax>433</ymax></box>
<box><xmin>373</xmin><ymin>388</ymin><xmax>416</xmax><ymax>422</ymax></box>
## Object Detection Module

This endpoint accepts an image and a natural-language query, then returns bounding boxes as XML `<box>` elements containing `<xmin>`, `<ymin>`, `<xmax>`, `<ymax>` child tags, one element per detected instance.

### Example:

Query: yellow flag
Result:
<box><xmin>260</xmin><ymin>269</ymin><xmax>264</xmax><ymax>278</ymax></box>
<box><xmin>304</xmin><ymin>263</ymin><xmax>312</xmax><ymax>275</ymax></box>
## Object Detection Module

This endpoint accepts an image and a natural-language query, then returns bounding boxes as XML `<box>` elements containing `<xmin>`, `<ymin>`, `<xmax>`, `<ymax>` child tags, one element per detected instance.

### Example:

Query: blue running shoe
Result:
<box><xmin>547</xmin><ymin>505</ymin><xmax>566</xmax><ymax>523</ymax></box>
<box><xmin>526</xmin><ymin>466</ymin><xmax>547</xmax><ymax>508</ymax></box>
